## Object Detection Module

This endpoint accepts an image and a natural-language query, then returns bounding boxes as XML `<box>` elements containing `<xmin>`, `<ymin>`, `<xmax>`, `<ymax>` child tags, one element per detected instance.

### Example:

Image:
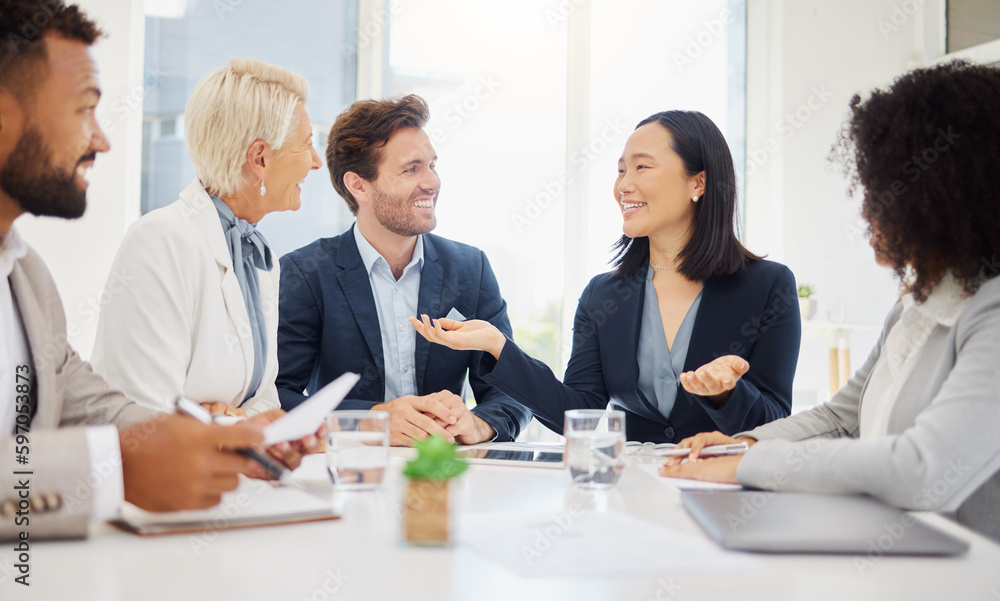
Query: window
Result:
<box><xmin>140</xmin><ymin>0</ymin><xmax>359</xmax><ymax>254</ymax></box>
<box><xmin>947</xmin><ymin>0</ymin><xmax>1000</xmax><ymax>54</ymax></box>
<box><xmin>379</xmin><ymin>0</ymin><xmax>747</xmax><ymax>375</ymax></box>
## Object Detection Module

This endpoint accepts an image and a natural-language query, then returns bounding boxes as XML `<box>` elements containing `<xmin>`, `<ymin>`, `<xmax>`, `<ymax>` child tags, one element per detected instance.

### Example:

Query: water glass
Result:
<box><xmin>564</xmin><ymin>409</ymin><xmax>626</xmax><ymax>489</ymax></box>
<box><xmin>326</xmin><ymin>411</ymin><xmax>390</xmax><ymax>490</ymax></box>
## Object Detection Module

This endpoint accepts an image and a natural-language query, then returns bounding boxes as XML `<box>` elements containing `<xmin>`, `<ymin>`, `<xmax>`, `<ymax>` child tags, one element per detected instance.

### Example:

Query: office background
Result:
<box><xmin>16</xmin><ymin>0</ymin><xmax>1000</xmax><ymax>416</ymax></box>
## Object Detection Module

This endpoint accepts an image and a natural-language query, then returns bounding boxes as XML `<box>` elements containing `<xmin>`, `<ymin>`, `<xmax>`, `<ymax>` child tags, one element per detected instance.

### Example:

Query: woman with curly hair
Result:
<box><xmin>661</xmin><ymin>60</ymin><xmax>1000</xmax><ymax>542</ymax></box>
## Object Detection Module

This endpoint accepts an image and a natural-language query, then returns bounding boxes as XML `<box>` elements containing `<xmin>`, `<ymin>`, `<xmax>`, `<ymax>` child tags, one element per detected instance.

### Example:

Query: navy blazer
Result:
<box><xmin>276</xmin><ymin>225</ymin><xmax>531</xmax><ymax>441</ymax></box>
<box><xmin>481</xmin><ymin>260</ymin><xmax>800</xmax><ymax>443</ymax></box>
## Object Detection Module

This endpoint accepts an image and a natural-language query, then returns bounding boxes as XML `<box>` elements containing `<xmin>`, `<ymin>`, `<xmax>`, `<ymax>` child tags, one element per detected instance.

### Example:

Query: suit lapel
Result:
<box><xmin>415</xmin><ymin>236</ymin><xmax>443</xmax><ymax>392</ymax></box>
<box><xmin>180</xmin><ymin>182</ymin><xmax>254</xmax><ymax>398</ymax></box>
<box><xmin>336</xmin><ymin>229</ymin><xmax>385</xmax><ymax>389</ymax></box>
<box><xmin>9</xmin><ymin>262</ymin><xmax>59</xmax><ymax>428</ymax></box>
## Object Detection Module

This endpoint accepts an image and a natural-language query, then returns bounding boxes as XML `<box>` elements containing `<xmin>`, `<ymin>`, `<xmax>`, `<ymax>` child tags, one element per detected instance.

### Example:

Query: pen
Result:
<box><xmin>656</xmin><ymin>442</ymin><xmax>750</xmax><ymax>458</ymax></box>
<box><xmin>173</xmin><ymin>396</ymin><xmax>313</xmax><ymax>492</ymax></box>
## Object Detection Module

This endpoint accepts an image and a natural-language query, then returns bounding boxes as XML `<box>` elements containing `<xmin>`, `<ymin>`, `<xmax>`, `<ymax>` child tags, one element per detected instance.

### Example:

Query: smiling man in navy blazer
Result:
<box><xmin>276</xmin><ymin>95</ymin><xmax>530</xmax><ymax>446</ymax></box>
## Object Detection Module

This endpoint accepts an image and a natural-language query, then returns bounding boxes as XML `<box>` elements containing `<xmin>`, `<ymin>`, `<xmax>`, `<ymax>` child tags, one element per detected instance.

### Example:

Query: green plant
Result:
<box><xmin>797</xmin><ymin>284</ymin><xmax>815</xmax><ymax>299</ymax></box>
<box><xmin>403</xmin><ymin>434</ymin><xmax>468</xmax><ymax>481</ymax></box>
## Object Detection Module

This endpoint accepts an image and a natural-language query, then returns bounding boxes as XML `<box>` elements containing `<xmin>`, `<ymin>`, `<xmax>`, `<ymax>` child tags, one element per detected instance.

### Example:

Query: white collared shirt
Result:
<box><xmin>1</xmin><ymin>226</ymin><xmax>122</xmax><ymax>521</ymax></box>
<box><xmin>353</xmin><ymin>224</ymin><xmax>424</xmax><ymax>402</ymax></box>
<box><xmin>0</xmin><ymin>227</ymin><xmax>30</xmax><ymax>437</ymax></box>
<box><xmin>860</xmin><ymin>272</ymin><xmax>970</xmax><ymax>439</ymax></box>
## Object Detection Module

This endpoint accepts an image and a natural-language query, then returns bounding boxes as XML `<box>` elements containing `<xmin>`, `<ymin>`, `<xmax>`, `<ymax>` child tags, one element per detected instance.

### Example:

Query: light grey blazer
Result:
<box><xmin>738</xmin><ymin>276</ymin><xmax>1000</xmax><ymax>543</ymax></box>
<box><xmin>1</xmin><ymin>246</ymin><xmax>157</xmax><ymax>541</ymax></box>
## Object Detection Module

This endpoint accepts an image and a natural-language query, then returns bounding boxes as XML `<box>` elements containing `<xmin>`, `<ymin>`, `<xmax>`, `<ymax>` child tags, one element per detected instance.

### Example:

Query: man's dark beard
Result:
<box><xmin>0</xmin><ymin>126</ymin><xmax>89</xmax><ymax>219</ymax></box>
<box><xmin>372</xmin><ymin>185</ymin><xmax>436</xmax><ymax>237</ymax></box>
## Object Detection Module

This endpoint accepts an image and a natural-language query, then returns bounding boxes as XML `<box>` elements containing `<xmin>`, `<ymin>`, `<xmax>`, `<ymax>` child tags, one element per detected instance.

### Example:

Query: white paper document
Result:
<box><xmin>458</xmin><ymin>509</ymin><xmax>756</xmax><ymax>577</ymax></box>
<box><xmin>264</xmin><ymin>372</ymin><xmax>360</xmax><ymax>445</ymax></box>
<box><xmin>635</xmin><ymin>463</ymin><xmax>744</xmax><ymax>491</ymax></box>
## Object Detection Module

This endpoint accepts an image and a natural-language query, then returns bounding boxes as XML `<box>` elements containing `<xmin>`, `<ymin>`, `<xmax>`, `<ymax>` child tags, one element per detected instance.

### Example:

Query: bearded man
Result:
<box><xmin>276</xmin><ymin>95</ymin><xmax>529</xmax><ymax>447</ymax></box>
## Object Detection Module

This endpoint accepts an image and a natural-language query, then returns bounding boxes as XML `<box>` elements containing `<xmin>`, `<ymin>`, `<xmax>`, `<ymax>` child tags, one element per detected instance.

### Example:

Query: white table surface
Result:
<box><xmin>12</xmin><ymin>450</ymin><xmax>1000</xmax><ymax>601</ymax></box>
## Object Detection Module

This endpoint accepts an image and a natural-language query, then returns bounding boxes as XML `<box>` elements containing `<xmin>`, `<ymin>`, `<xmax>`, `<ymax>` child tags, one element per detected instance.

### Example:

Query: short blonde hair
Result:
<box><xmin>184</xmin><ymin>57</ymin><xmax>309</xmax><ymax>197</ymax></box>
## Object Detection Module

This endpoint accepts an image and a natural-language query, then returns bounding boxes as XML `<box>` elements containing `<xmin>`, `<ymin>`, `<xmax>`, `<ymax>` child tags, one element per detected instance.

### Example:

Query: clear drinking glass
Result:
<box><xmin>564</xmin><ymin>409</ymin><xmax>626</xmax><ymax>489</ymax></box>
<box><xmin>326</xmin><ymin>411</ymin><xmax>390</xmax><ymax>490</ymax></box>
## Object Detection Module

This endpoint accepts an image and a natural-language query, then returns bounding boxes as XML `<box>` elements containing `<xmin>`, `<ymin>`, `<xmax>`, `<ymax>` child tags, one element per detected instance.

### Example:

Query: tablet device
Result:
<box><xmin>455</xmin><ymin>443</ymin><xmax>565</xmax><ymax>469</ymax></box>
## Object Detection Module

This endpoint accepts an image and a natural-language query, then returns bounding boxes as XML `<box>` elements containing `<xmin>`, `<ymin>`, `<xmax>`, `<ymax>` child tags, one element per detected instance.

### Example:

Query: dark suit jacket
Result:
<box><xmin>480</xmin><ymin>260</ymin><xmax>800</xmax><ymax>443</ymax></box>
<box><xmin>276</xmin><ymin>225</ymin><xmax>531</xmax><ymax>441</ymax></box>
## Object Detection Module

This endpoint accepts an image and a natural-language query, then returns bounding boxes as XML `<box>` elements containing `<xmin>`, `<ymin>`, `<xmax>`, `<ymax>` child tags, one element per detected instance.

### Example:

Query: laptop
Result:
<box><xmin>682</xmin><ymin>490</ymin><xmax>969</xmax><ymax>555</ymax></box>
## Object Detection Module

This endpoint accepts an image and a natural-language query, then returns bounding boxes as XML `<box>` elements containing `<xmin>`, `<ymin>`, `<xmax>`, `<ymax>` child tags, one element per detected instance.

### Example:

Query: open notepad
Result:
<box><xmin>113</xmin><ymin>477</ymin><xmax>339</xmax><ymax>536</ymax></box>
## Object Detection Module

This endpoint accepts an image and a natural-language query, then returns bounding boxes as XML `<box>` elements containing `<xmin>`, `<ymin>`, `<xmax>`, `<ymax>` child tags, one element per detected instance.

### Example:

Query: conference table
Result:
<box><xmin>14</xmin><ymin>449</ymin><xmax>1000</xmax><ymax>601</ymax></box>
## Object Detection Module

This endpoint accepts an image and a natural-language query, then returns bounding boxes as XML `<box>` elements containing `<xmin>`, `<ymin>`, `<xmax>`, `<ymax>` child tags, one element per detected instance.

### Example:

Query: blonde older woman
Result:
<box><xmin>92</xmin><ymin>58</ymin><xmax>322</xmax><ymax>416</ymax></box>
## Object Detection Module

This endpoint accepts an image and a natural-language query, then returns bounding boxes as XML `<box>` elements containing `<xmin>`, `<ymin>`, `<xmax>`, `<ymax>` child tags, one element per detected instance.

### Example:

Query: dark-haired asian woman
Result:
<box><xmin>410</xmin><ymin>111</ymin><xmax>801</xmax><ymax>443</ymax></box>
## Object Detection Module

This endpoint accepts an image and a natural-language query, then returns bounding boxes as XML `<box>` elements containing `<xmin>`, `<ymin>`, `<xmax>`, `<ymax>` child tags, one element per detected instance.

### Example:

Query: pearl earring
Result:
<box><xmin>692</xmin><ymin>195</ymin><xmax>699</xmax><ymax>203</ymax></box>
<box><xmin>260</xmin><ymin>182</ymin><xmax>267</xmax><ymax>196</ymax></box>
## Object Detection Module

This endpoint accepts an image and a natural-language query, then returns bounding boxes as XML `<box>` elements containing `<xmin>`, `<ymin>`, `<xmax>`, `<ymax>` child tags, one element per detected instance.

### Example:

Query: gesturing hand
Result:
<box><xmin>679</xmin><ymin>355</ymin><xmax>750</xmax><ymax>404</ymax></box>
<box><xmin>408</xmin><ymin>315</ymin><xmax>507</xmax><ymax>359</ymax></box>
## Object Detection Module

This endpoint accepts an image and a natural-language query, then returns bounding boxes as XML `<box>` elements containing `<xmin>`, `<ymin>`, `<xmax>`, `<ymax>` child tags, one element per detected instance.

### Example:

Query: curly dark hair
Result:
<box><xmin>0</xmin><ymin>1</ymin><xmax>103</xmax><ymax>102</ymax></box>
<box><xmin>326</xmin><ymin>94</ymin><xmax>430</xmax><ymax>215</ymax></box>
<box><xmin>834</xmin><ymin>60</ymin><xmax>1000</xmax><ymax>302</ymax></box>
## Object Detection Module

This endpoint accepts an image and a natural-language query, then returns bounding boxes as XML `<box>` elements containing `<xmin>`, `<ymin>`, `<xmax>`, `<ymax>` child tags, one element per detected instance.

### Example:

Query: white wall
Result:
<box><xmin>745</xmin><ymin>0</ymin><xmax>923</xmax><ymax>405</ymax></box>
<box><xmin>16</xmin><ymin>0</ymin><xmax>145</xmax><ymax>359</ymax></box>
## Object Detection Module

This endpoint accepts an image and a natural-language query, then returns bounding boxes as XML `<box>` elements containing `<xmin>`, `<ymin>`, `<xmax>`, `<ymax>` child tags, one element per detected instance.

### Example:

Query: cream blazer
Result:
<box><xmin>92</xmin><ymin>180</ymin><xmax>280</xmax><ymax>415</ymax></box>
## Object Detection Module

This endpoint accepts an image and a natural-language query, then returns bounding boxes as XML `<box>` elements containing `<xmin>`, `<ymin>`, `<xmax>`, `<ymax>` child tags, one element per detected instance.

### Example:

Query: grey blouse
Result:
<box><xmin>636</xmin><ymin>265</ymin><xmax>702</xmax><ymax>420</ymax></box>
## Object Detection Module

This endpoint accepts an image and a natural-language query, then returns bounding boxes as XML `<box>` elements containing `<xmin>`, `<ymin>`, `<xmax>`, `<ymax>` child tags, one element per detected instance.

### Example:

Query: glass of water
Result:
<box><xmin>564</xmin><ymin>409</ymin><xmax>626</xmax><ymax>489</ymax></box>
<box><xmin>326</xmin><ymin>411</ymin><xmax>390</xmax><ymax>490</ymax></box>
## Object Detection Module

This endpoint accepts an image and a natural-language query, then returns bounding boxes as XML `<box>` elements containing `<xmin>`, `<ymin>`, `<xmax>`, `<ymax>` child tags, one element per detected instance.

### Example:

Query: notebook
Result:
<box><xmin>113</xmin><ymin>477</ymin><xmax>339</xmax><ymax>536</ymax></box>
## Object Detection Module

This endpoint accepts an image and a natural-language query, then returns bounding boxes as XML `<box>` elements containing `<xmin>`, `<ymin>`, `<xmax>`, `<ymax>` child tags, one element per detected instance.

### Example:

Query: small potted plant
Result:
<box><xmin>402</xmin><ymin>434</ymin><xmax>468</xmax><ymax>545</ymax></box>
<box><xmin>797</xmin><ymin>284</ymin><xmax>817</xmax><ymax>320</ymax></box>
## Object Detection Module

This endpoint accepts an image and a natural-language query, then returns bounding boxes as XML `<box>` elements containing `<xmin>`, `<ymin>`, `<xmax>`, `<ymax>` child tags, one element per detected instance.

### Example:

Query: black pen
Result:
<box><xmin>173</xmin><ymin>396</ymin><xmax>312</xmax><ymax>492</ymax></box>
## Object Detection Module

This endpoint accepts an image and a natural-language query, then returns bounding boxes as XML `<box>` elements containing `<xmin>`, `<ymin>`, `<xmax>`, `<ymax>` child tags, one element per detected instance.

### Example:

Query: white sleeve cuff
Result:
<box><xmin>83</xmin><ymin>425</ymin><xmax>125</xmax><ymax>522</ymax></box>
